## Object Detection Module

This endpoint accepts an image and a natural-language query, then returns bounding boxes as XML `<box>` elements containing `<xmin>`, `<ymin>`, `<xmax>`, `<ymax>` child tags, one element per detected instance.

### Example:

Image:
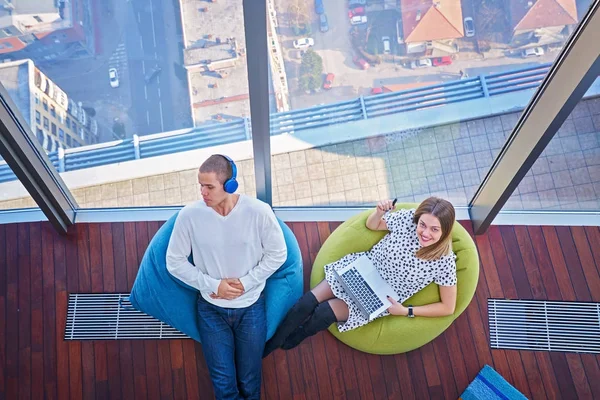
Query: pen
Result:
<box><xmin>385</xmin><ymin>198</ymin><xmax>397</xmax><ymax>215</ymax></box>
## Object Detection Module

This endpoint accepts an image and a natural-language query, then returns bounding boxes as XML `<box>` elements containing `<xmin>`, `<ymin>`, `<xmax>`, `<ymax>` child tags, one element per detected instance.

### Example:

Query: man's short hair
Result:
<box><xmin>199</xmin><ymin>155</ymin><xmax>232</xmax><ymax>185</ymax></box>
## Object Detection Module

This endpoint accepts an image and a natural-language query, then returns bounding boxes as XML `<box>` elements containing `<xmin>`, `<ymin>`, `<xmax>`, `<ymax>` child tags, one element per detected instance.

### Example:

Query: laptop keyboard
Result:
<box><xmin>341</xmin><ymin>268</ymin><xmax>384</xmax><ymax>315</ymax></box>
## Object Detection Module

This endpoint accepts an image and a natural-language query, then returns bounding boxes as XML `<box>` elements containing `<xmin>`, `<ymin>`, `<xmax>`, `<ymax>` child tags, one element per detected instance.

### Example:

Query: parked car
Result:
<box><xmin>348</xmin><ymin>7</ymin><xmax>365</xmax><ymax>18</ymax></box>
<box><xmin>350</xmin><ymin>15</ymin><xmax>367</xmax><ymax>25</ymax></box>
<box><xmin>431</xmin><ymin>56</ymin><xmax>453</xmax><ymax>66</ymax></box>
<box><xmin>349</xmin><ymin>0</ymin><xmax>367</xmax><ymax>6</ymax></box>
<box><xmin>463</xmin><ymin>17</ymin><xmax>475</xmax><ymax>38</ymax></box>
<box><xmin>108</xmin><ymin>68</ymin><xmax>119</xmax><ymax>88</ymax></box>
<box><xmin>353</xmin><ymin>56</ymin><xmax>370</xmax><ymax>70</ymax></box>
<box><xmin>382</xmin><ymin>36</ymin><xmax>391</xmax><ymax>55</ymax></box>
<box><xmin>293</xmin><ymin>37</ymin><xmax>314</xmax><ymax>49</ymax></box>
<box><xmin>323</xmin><ymin>73</ymin><xmax>335</xmax><ymax>89</ymax></box>
<box><xmin>410</xmin><ymin>58</ymin><xmax>432</xmax><ymax>69</ymax></box>
<box><xmin>371</xmin><ymin>87</ymin><xmax>384</xmax><ymax>95</ymax></box>
<box><xmin>319</xmin><ymin>14</ymin><xmax>329</xmax><ymax>32</ymax></box>
<box><xmin>145</xmin><ymin>65</ymin><xmax>162</xmax><ymax>83</ymax></box>
<box><xmin>521</xmin><ymin>47</ymin><xmax>545</xmax><ymax>57</ymax></box>
<box><xmin>315</xmin><ymin>0</ymin><xmax>324</xmax><ymax>14</ymax></box>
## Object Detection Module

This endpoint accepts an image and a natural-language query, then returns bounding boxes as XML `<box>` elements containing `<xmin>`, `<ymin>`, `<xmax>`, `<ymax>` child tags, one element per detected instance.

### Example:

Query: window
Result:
<box><xmin>58</xmin><ymin>128</ymin><xmax>64</xmax><ymax>140</ymax></box>
<box><xmin>50</xmin><ymin>105</ymin><xmax>56</xmax><ymax>118</ymax></box>
<box><xmin>35</xmin><ymin>110</ymin><xmax>40</xmax><ymax>124</ymax></box>
<box><xmin>51</xmin><ymin>123</ymin><xmax>56</xmax><ymax>135</ymax></box>
<box><xmin>33</xmin><ymin>16</ymin><xmax>43</xmax><ymax>23</ymax></box>
<box><xmin>36</xmin><ymin>128</ymin><xmax>44</xmax><ymax>144</ymax></box>
<box><xmin>66</xmin><ymin>135</ymin><xmax>72</xmax><ymax>146</ymax></box>
<box><xmin>42</xmin><ymin>98</ymin><xmax>48</xmax><ymax>111</ymax></box>
<box><xmin>4</xmin><ymin>42</ymin><xmax>12</xmax><ymax>49</ymax></box>
<box><xmin>66</xmin><ymin>117</ymin><xmax>70</xmax><ymax>129</ymax></box>
<box><xmin>34</xmin><ymin>92</ymin><xmax>39</xmax><ymax>104</ymax></box>
<box><xmin>43</xmin><ymin>116</ymin><xmax>49</xmax><ymax>129</ymax></box>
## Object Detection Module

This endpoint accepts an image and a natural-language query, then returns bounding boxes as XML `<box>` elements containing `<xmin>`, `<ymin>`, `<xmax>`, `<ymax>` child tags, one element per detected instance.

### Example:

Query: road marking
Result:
<box><xmin>159</xmin><ymin>100</ymin><xmax>164</xmax><ymax>131</ymax></box>
<box><xmin>156</xmin><ymin>75</ymin><xmax>160</xmax><ymax>84</ymax></box>
<box><xmin>139</xmin><ymin>36</ymin><xmax>143</xmax><ymax>50</ymax></box>
<box><xmin>149</xmin><ymin>2</ymin><xmax>157</xmax><ymax>47</ymax></box>
<box><xmin>137</xmin><ymin>12</ymin><xmax>141</xmax><ymax>23</ymax></box>
<box><xmin>142</xmin><ymin>61</ymin><xmax>146</xmax><ymax>74</ymax></box>
<box><xmin>144</xmin><ymin>85</ymin><xmax>148</xmax><ymax>99</ymax></box>
<box><xmin>157</xmin><ymin>87</ymin><xmax>161</xmax><ymax>98</ymax></box>
<box><xmin>146</xmin><ymin>111</ymin><xmax>150</xmax><ymax>125</ymax></box>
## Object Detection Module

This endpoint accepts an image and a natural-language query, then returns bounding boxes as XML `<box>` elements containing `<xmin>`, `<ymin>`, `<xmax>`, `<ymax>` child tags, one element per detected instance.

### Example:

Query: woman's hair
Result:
<box><xmin>413</xmin><ymin>197</ymin><xmax>455</xmax><ymax>261</ymax></box>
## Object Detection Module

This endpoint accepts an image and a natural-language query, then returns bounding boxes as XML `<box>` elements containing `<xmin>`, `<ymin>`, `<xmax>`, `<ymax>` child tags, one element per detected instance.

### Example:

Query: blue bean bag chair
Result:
<box><xmin>129</xmin><ymin>212</ymin><xmax>303</xmax><ymax>342</ymax></box>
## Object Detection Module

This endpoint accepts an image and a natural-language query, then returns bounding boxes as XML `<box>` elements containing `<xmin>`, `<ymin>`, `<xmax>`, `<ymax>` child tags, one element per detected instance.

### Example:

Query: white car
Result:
<box><xmin>108</xmin><ymin>68</ymin><xmax>119</xmax><ymax>88</ymax></box>
<box><xmin>293</xmin><ymin>38</ymin><xmax>314</xmax><ymax>49</ymax></box>
<box><xmin>464</xmin><ymin>17</ymin><xmax>475</xmax><ymax>38</ymax></box>
<box><xmin>350</xmin><ymin>15</ymin><xmax>367</xmax><ymax>25</ymax></box>
<box><xmin>521</xmin><ymin>47</ymin><xmax>545</xmax><ymax>58</ymax></box>
<box><xmin>410</xmin><ymin>58</ymin><xmax>432</xmax><ymax>69</ymax></box>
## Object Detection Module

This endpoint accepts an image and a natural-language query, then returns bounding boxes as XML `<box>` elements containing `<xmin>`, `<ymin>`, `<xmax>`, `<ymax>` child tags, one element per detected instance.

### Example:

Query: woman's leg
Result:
<box><xmin>281</xmin><ymin>298</ymin><xmax>348</xmax><ymax>350</ymax></box>
<box><xmin>263</xmin><ymin>280</ymin><xmax>330</xmax><ymax>357</ymax></box>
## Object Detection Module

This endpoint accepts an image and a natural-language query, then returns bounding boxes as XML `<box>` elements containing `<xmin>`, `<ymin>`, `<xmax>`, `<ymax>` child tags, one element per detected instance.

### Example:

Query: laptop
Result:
<box><xmin>333</xmin><ymin>254</ymin><xmax>399</xmax><ymax>320</ymax></box>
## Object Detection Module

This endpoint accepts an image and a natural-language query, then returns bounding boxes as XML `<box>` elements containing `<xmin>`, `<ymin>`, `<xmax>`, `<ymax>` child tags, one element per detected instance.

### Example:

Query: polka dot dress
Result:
<box><xmin>324</xmin><ymin>209</ymin><xmax>457</xmax><ymax>332</ymax></box>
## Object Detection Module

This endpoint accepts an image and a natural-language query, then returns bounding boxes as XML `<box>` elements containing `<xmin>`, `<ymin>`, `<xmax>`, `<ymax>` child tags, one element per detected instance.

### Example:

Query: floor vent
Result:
<box><xmin>65</xmin><ymin>293</ymin><xmax>188</xmax><ymax>340</ymax></box>
<box><xmin>488</xmin><ymin>299</ymin><xmax>600</xmax><ymax>354</ymax></box>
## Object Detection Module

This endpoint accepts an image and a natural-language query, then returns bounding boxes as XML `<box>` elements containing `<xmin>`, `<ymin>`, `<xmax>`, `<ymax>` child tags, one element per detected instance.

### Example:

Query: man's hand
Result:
<box><xmin>210</xmin><ymin>279</ymin><xmax>244</xmax><ymax>300</ymax></box>
<box><xmin>387</xmin><ymin>297</ymin><xmax>408</xmax><ymax>316</ymax></box>
<box><xmin>226</xmin><ymin>278</ymin><xmax>245</xmax><ymax>292</ymax></box>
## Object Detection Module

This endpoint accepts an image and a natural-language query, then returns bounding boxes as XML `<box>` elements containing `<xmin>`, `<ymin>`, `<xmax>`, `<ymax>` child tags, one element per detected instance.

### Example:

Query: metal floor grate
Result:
<box><xmin>65</xmin><ymin>293</ymin><xmax>188</xmax><ymax>340</ymax></box>
<box><xmin>488</xmin><ymin>299</ymin><xmax>600</xmax><ymax>354</ymax></box>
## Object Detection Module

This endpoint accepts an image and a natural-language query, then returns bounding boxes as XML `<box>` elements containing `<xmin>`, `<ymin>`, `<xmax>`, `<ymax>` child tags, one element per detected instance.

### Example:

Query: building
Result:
<box><xmin>509</xmin><ymin>0</ymin><xmax>578</xmax><ymax>47</ymax></box>
<box><xmin>0</xmin><ymin>0</ymin><xmax>94</xmax><ymax>62</ymax></box>
<box><xmin>398</xmin><ymin>0</ymin><xmax>463</xmax><ymax>55</ymax></box>
<box><xmin>0</xmin><ymin>59</ymin><xmax>99</xmax><ymax>153</ymax></box>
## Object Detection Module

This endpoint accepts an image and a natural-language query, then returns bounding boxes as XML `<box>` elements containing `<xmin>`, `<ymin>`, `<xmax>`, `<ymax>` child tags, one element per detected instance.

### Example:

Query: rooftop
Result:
<box><xmin>400</xmin><ymin>0</ymin><xmax>464</xmax><ymax>42</ymax></box>
<box><xmin>511</xmin><ymin>0</ymin><xmax>578</xmax><ymax>31</ymax></box>
<box><xmin>0</xmin><ymin>59</ymin><xmax>31</xmax><ymax>125</ymax></box>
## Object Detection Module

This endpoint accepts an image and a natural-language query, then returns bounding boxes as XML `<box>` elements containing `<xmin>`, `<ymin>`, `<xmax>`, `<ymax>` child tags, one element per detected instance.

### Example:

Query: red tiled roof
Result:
<box><xmin>0</xmin><ymin>37</ymin><xmax>26</xmax><ymax>54</ymax></box>
<box><xmin>401</xmin><ymin>0</ymin><xmax>464</xmax><ymax>42</ymax></box>
<box><xmin>511</xmin><ymin>0</ymin><xmax>577</xmax><ymax>31</ymax></box>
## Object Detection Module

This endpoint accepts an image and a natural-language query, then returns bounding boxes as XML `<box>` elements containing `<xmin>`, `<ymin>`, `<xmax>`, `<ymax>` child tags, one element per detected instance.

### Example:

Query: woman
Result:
<box><xmin>264</xmin><ymin>196</ymin><xmax>458</xmax><ymax>357</ymax></box>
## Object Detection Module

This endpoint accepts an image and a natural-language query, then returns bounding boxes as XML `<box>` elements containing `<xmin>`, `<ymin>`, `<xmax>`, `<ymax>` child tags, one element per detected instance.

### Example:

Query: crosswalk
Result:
<box><xmin>108</xmin><ymin>42</ymin><xmax>129</xmax><ymax>78</ymax></box>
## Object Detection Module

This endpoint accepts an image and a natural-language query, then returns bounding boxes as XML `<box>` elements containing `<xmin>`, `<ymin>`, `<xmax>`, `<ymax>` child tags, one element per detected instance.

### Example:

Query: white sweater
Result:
<box><xmin>166</xmin><ymin>195</ymin><xmax>287</xmax><ymax>308</ymax></box>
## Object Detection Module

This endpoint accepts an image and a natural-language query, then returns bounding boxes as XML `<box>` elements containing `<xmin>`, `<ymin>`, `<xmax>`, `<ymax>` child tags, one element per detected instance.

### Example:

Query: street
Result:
<box><xmin>37</xmin><ymin>0</ymin><xmax>192</xmax><ymax>142</ymax></box>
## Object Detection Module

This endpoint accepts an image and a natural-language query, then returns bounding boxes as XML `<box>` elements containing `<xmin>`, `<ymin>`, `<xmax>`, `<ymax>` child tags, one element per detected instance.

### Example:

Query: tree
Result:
<box><xmin>299</xmin><ymin>49</ymin><xmax>323</xmax><ymax>92</ymax></box>
<box><xmin>112</xmin><ymin>120</ymin><xmax>126</xmax><ymax>139</ymax></box>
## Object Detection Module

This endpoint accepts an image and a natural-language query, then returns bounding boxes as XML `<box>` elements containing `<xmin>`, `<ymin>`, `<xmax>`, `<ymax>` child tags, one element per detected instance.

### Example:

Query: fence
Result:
<box><xmin>0</xmin><ymin>63</ymin><xmax>553</xmax><ymax>184</ymax></box>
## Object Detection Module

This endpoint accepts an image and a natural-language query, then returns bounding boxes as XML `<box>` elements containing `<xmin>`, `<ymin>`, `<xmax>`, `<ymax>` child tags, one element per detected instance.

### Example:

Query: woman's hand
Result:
<box><xmin>376</xmin><ymin>199</ymin><xmax>396</xmax><ymax>215</ymax></box>
<box><xmin>387</xmin><ymin>297</ymin><xmax>408</xmax><ymax>316</ymax></box>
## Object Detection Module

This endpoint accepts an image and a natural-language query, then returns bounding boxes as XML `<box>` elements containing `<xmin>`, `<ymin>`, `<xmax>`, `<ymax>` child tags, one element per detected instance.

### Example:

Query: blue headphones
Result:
<box><xmin>219</xmin><ymin>154</ymin><xmax>238</xmax><ymax>193</ymax></box>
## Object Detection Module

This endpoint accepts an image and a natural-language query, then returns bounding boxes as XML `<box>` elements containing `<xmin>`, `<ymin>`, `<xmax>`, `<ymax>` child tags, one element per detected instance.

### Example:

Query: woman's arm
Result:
<box><xmin>366</xmin><ymin>199</ymin><xmax>396</xmax><ymax>231</ymax></box>
<box><xmin>388</xmin><ymin>285</ymin><xmax>457</xmax><ymax>317</ymax></box>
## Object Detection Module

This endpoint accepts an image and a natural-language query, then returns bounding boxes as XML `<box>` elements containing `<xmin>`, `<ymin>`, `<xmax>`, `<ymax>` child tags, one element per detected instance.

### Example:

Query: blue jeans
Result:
<box><xmin>197</xmin><ymin>294</ymin><xmax>266</xmax><ymax>400</ymax></box>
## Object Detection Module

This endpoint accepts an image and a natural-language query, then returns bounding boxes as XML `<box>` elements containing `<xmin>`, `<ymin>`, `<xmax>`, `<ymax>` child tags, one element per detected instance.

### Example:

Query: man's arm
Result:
<box><xmin>238</xmin><ymin>210</ymin><xmax>287</xmax><ymax>292</ymax></box>
<box><xmin>166</xmin><ymin>212</ymin><xmax>221</xmax><ymax>294</ymax></box>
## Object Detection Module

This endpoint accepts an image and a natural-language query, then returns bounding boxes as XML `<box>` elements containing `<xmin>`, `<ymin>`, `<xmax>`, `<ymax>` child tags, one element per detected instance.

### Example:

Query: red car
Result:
<box><xmin>431</xmin><ymin>56</ymin><xmax>453</xmax><ymax>66</ymax></box>
<box><xmin>371</xmin><ymin>87</ymin><xmax>383</xmax><ymax>95</ymax></box>
<box><xmin>353</xmin><ymin>56</ymin><xmax>369</xmax><ymax>70</ymax></box>
<box><xmin>323</xmin><ymin>73</ymin><xmax>335</xmax><ymax>89</ymax></box>
<box><xmin>348</xmin><ymin>7</ymin><xmax>365</xmax><ymax>18</ymax></box>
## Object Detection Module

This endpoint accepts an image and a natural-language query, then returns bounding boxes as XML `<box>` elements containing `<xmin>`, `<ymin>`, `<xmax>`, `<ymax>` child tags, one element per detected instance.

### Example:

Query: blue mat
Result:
<box><xmin>460</xmin><ymin>365</ymin><xmax>528</xmax><ymax>400</ymax></box>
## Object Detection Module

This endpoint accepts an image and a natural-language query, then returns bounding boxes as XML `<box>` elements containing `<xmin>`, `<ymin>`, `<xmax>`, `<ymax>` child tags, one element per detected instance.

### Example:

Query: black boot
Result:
<box><xmin>281</xmin><ymin>301</ymin><xmax>337</xmax><ymax>351</ymax></box>
<box><xmin>263</xmin><ymin>291</ymin><xmax>319</xmax><ymax>357</ymax></box>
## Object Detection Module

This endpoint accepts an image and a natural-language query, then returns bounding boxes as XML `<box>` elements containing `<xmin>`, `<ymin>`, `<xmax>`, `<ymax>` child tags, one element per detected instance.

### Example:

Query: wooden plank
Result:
<box><xmin>0</xmin><ymin>224</ymin><xmax>5</xmax><ymax>399</ymax></box>
<box><xmin>381</xmin><ymin>355</ymin><xmax>402</xmax><ymax>400</ymax></box>
<box><xmin>261</xmin><ymin>349</ymin><xmax>279</xmax><ymax>400</ymax></box>
<box><xmin>118</xmin><ymin>341</ymin><xmax>135</xmax><ymax>400</ymax></box>
<box><xmin>584</xmin><ymin>227</ymin><xmax>600</xmax><ymax>276</ymax></box>
<box><xmin>549</xmin><ymin>352</ymin><xmax>578</xmax><ymax>399</ymax></box>
<box><xmin>81</xmin><ymin>342</ymin><xmax>96</xmax><ymax>400</ymax></box>
<box><xmin>393</xmin><ymin>353</ymin><xmax>416</xmax><ymax>400</ymax></box>
<box><xmin>474</xmin><ymin>233</ymin><xmax>504</xmax><ymax>298</ymax></box>
<box><xmin>406</xmin><ymin>350</ymin><xmax>429</xmax><ymax>400</ymax></box>
<box><xmin>106</xmin><ymin>343</ymin><xmax>122</xmax><ymax>399</ymax></box>
<box><xmin>556</xmin><ymin>227</ymin><xmax>592</xmax><ymax>301</ymax></box>
<box><xmin>29</xmin><ymin>223</ymin><xmax>44</xmax><ymax>400</ymax></box>
<box><xmin>285</xmin><ymin>346</ymin><xmax>308</xmax><ymax>400</ymax></box>
<box><xmin>169</xmin><ymin>340</ymin><xmax>187</xmax><ymax>400</ymax></box>
<box><xmin>156</xmin><ymin>341</ymin><xmax>174</xmax><ymax>399</ymax></box>
<box><xmin>111</xmin><ymin>223</ymin><xmax>128</xmax><ymax>293</ymax></box>
<box><xmin>305</xmin><ymin>331</ymin><xmax>333</xmax><ymax>400</ymax></box>
<box><xmin>499</xmin><ymin>226</ymin><xmax>533</xmax><ymax>299</ymax></box>
<box><xmin>93</xmin><ymin>342</ymin><xmax>108</xmax><ymax>399</ymax></box>
<box><xmin>431</xmin><ymin>334</ymin><xmax>459</xmax><ymax>400</ymax></box>
<box><xmin>513</xmin><ymin>226</ymin><xmax>547</xmax><ymax>299</ymax></box>
<box><xmin>352</xmin><ymin>349</ymin><xmax>375</xmax><ymax>400</ymax></box>
<box><xmin>181</xmin><ymin>340</ymin><xmax>199</xmax><ymax>400</ymax></box>
<box><xmin>336</xmin><ymin>340</ymin><xmax>360</xmax><ymax>400</ymax></box>
<box><xmin>271</xmin><ymin>350</ymin><xmax>292</xmax><ymax>400</ymax></box>
<box><xmin>320</xmin><ymin>332</ymin><xmax>346</xmax><ymax>400</ymax></box>
<box><xmin>144</xmin><ymin>341</ymin><xmax>162</xmax><ymax>400</ymax></box>
<box><xmin>131</xmin><ymin>340</ymin><xmax>148</xmax><ymax>400</ymax></box>
<box><xmin>316</xmin><ymin>222</ymin><xmax>332</xmax><ymax>245</ymax></box>
<box><xmin>542</xmin><ymin>227</ymin><xmax>576</xmax><ymax>300</ymax></box>
<box><xmin>123</xmin><ymin>223</ymin><xmax>139</xmax><ymax>290</ymax></box>
<box><xmin>290</xmin><ymin>223</ymin><xmax>311</xmax><ymax>294</ymax></box>
<box><xmin>420</xmin><ymin>342</ymin><xmax>441</xmax><ymax>391</ymax></box>
<box><xmin>53</xmin><ymin>229</ymin><xmax>69</xmax><ymax>400</ymax></box>
<box><xmin>76</xmin><ymin>224</ymin><xmax>92</xmax><ymax>292</ymax></box>
<box><xmin>528</xmin><ymin>227</ymin><xmax>562</xmax><ymax>300</ymax></box>
<box><xmin>100</xmin><ymin>224</ymin><xmax>116</xmax><ymax>292</ymax></box>
<box><xmin>534</xmin><ymin>351</ymin><xmax>561</xmax><ymax>400</ymax></box>
<box><xmin>442</xmin><ymin>320</ymin><xmax>470</xmax><ymax>394</ymax></box>
<box><xmin>298</xmin><ymin>341</ymin><xmax>320</xmax><ymax>400</ymax></box>
<box><xmin>487</xmin><ymin>226</ymin><xmax>518</xmax><ymax>299</ymax></box>
<box><xmin>41</xmin><ymin>223</ymin><xmax>57</xmax><ymax>400</ymax></box>
<box><xmin>519</xmin><ymin>351</ymin><xmax>547</xmax><ymax>400</ymax></box>
<box><xmin>88</xmin><ymin>225</ymin><xmax>104</xmax><ymax>294</ymax></box>
<box><xmin>570</xmin><ymin>227</ymin><xmax>600</xmax><ymax>301</ymax></box>
<box><xmin>565</xmin><ymin>353</ymin><xmax>593</xmax><ymax>399</ymax></box>
<box><xmin>17</xmin><ymin>224</ymin><xmax>31</xmax><ymax>400</ymax></box>
<box><xmin>580</xmin><ymin>354</ymin><xmax>600</xmax><ymax>399</ymax></box>
<box><xmin>503</xmin><ymin>350</ymin><xmax>531</xmax><ymax>399</ymax></box>
<box><xmin>365</xmin><ymin>353</ymin><xmax>388</xmax><ymax>400</ymax></box>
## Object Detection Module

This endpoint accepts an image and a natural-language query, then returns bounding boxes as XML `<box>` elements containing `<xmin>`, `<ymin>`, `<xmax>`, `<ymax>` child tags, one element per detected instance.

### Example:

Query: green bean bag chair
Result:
<box><xmin>310</xmin><ymin>203</ymin><xmax>479</xmax><ymax>355</ymax></box>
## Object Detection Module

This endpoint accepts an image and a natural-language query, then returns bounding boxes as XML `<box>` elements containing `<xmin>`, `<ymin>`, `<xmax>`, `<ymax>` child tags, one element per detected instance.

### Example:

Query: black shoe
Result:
<box><xmin>263</xmin><ymin>292</ymin><xmax>319</xmax><ymax>357</ymax></box>
<box><xmin>281</xmin><ymin>301</ymin><xmax>337</xmax><ymax>351</ymax></box>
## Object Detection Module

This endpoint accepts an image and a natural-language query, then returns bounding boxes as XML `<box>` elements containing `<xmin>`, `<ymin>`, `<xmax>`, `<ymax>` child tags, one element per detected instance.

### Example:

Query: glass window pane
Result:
<box><xmin>0</xmin><ymin>162</ymin><xmax>38</xmax><ymax>210</ymax></box>
<box><xmin>269</xmin><ymin>0</ymin><xmax>593</xmax><ymax>207</ymax></box>
<box><xmin>0</xmin><ymin>0</ymin><xmax>255</xmax><ymax>209</ymax></box>
<box><xmin>503</xmin><ymin>97</ymin><xmax>600</xmax><ymax>211</ymax></box>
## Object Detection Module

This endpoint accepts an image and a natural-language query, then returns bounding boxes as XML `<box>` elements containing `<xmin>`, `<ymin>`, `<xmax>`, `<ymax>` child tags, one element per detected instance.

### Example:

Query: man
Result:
<box><xmin>166</xmin><ymin>154</ymin><xmax>287</xmax><ymax>400</ymax></box>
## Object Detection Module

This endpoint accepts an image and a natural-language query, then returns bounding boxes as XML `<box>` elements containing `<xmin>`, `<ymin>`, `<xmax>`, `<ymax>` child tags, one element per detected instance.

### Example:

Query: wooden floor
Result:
<box><xmin>1</xmin><ymin>220</ymin><xmax>600</xmax><ymax>400</ymax></box>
